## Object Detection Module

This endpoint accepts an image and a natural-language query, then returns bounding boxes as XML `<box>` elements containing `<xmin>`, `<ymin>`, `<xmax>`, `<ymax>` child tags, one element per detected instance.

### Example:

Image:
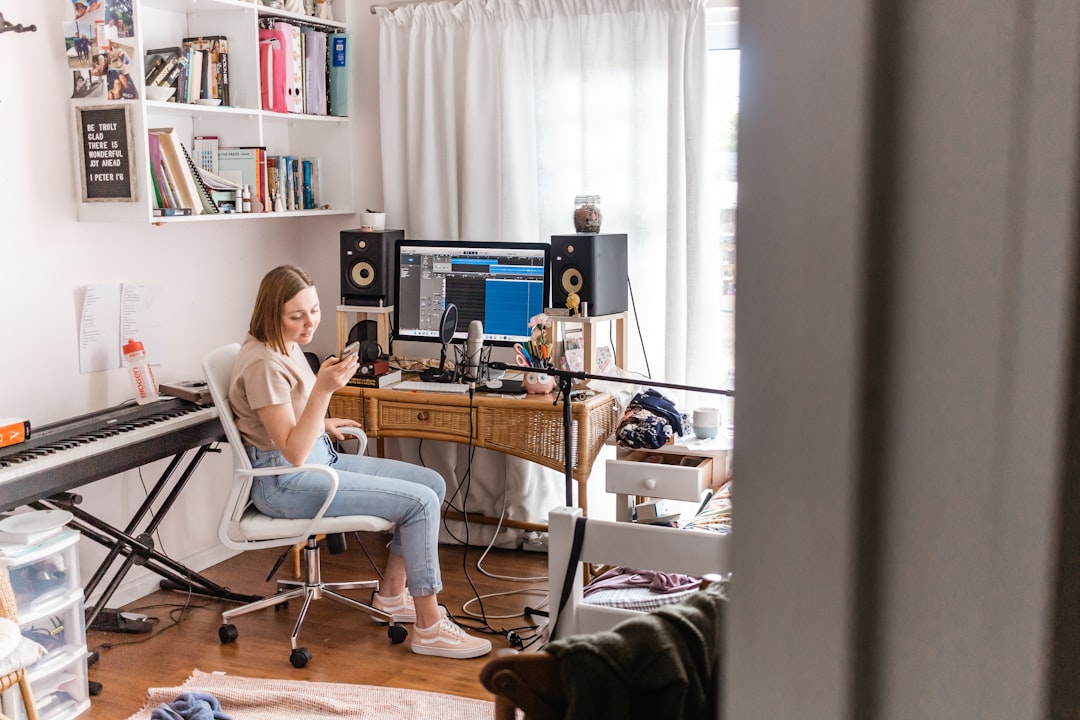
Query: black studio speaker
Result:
<box><xmin>550</xmin><ymin>233</ymin><xmax>629</xmax><ymax>316</ymax></box>
<box><xmin>340</xmin><ymin>228</ymin><xmax>404</xmax><ymax>306</ymax></box>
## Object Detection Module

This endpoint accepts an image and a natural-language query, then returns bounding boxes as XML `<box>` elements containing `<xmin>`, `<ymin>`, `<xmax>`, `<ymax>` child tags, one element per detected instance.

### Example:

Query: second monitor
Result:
<box><xmin>394</xmin><ymin>240</ymin><xmax>550</xmax><ymax>347</ymax></box>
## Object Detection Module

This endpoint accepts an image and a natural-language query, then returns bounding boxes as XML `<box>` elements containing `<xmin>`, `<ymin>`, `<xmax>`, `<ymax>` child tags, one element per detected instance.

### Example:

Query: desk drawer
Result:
<box><xmin>377</xmin><ymin>402</ymin><xmax>475</xmax><ymax>441</ymax></box>
<box><xmin>606</xmin><ymin>451</ymin><xmax>712</xmax><ymax>502</ymax></box>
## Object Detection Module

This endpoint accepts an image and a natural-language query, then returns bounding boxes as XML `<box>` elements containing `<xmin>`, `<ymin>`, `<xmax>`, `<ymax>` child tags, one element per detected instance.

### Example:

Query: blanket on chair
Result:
<box><xmin>545</xmin><ymin>582</ymin><xmax>725</xmax><ymax>720</ymax></box>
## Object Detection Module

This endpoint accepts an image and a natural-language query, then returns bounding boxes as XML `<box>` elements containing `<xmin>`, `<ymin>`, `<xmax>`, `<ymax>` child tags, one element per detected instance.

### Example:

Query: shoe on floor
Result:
<box><xmin>411</xmin><ymin>617</ymin><xmax>492</xmax><ymax>659</ymax></box>
<box><xmin>372</xmin><ymin>590</ymin><xmax>416</xmax><ymax>623</ymax></box>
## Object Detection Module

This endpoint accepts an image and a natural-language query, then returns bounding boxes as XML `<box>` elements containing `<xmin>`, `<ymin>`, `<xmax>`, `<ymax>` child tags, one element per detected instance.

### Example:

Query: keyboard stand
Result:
<box><xmin>33</xmin><ymin>442</ymin><xmax>261</xmax><ymax>631</ymax></box>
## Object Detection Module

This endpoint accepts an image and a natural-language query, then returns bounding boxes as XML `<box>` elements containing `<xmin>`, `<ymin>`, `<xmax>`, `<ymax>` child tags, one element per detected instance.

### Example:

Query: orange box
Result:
<box><xmin>0</xmin><ymin>418</ymin><xmax>30</xmax><ymax>449</ymax></box>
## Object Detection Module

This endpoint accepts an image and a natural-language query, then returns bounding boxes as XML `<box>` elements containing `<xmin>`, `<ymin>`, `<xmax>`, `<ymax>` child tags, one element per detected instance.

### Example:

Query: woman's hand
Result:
<box><xmin>314</xmin><ymin>353</ymin><xmax>359</xmax><ymax>394</ymax></box>
<box><xmin>324</xmin><ymin>417</ymin><xmax>361</xmax><ymax>441</ymax></box>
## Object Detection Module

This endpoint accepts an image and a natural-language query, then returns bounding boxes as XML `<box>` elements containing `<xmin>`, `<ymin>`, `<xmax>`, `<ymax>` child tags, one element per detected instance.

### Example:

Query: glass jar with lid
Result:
<box><xmin>573</xmin><ymin>195</ymin><xmax>602</xmax><ymax>233</ymax></box>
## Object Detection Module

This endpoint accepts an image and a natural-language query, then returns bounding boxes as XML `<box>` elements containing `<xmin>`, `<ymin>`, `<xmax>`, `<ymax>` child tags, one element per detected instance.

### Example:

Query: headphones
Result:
<box><xmin>346</xmin><ymin>320</ymin><xmax>383</xmax><ymax>363</ymax></box>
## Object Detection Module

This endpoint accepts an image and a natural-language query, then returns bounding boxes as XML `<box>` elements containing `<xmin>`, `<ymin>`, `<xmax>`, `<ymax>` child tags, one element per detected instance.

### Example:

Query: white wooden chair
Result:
<box><xmin>203</xmin><ymin>343</ymin><xmax>407</xmax><ymax>668</ymax></box>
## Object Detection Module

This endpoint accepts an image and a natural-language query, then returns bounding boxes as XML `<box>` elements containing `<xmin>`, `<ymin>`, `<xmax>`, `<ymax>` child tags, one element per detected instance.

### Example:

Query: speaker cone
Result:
<box><xmin>560</xmin><ymin>267</ymin><xmax>583</xmax><ymax>295</ymax></box>
<box><xmin>349</xmin><ymin>260</ymin><xmax>376</xmax><ymax>289</ymax></box>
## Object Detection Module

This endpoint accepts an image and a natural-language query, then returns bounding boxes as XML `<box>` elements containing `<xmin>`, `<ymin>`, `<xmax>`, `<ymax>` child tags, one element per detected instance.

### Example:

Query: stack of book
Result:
<box><xmin>346</xmin><ymin>367</ymin><xmax>402</xmax><ymax>388</ymax></box>
<box><xmin>178</xmin><ymin>35</ymin><xmax>230</xmax><ymax>105</ymax></box>
<box><xmin>147</xmin><ymin>128</ymin><xmax>217</xmax><ymax>217</ymax></box>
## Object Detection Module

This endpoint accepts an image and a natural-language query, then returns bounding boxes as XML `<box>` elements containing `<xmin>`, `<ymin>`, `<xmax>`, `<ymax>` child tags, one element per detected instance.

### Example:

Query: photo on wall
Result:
<box><xmin>70</xmin><ymin>0</ymin><xmax>104</xmax><ymax>23</ymax></box>
<box><xmin>63</xmin><ymin>21</ymin><xmax>96</xmax><ymax>70</ymax></box>
<box><xmin>106</xmin><ymin>41</ymin><xmax>138</xmax><ymax>100</ymax></box>
<box><xmin>72</xmin><ymin>68</ymin><xmax>105</xmax><ymax>99</ymax></box>
<box><xmin>104</xmin><ymin>0</ymin><xmax>133</xmax><ymax>39</ymax></box>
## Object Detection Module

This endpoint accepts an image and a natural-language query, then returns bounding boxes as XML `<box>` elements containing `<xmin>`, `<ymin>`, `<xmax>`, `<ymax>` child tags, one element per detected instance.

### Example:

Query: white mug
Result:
<box><xmin>693</xmin><ymin>407</ymin><xmax>720</xmax><ymax>439</ymax></box>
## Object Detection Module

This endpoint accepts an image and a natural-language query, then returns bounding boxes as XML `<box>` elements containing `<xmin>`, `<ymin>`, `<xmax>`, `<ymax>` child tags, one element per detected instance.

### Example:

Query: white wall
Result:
<box><xmin>0</xmin><ymin>2</ymin><xmax>384</xmax><ymax>606</ymax></box>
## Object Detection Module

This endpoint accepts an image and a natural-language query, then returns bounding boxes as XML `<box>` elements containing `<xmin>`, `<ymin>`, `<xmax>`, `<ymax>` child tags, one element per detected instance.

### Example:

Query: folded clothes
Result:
<box><xmin>583</xmin><ymin>566</ymin><xmax>701</xmax><ymax>597</ymax></box>
<box><xmin>150</xmin><ymin>692</ymin><xmax>232</xmax><ymax>720</ymax></box>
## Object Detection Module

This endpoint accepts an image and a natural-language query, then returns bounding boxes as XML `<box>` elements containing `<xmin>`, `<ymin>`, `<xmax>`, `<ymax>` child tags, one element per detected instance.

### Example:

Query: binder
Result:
<box><xmin>329</xmin><ymin>33</ymin><xmax>350</xmax><ymax>117</ymax></box>
<box><xmin>178</xmin><ymin>140</ymin><xmax>219</xmax><ymax>213</ymax></box>
<box><xmin>258</xmin><ymin>29</ymin><xmax>288</xmax><ymax>113</ymax></box>
<box><xmin>273</xmin><ymin>22</ymin><xmax>304</xmax><ymax>113</ymax></box>
<box><xmin>303</xmin><ymin>29</ymin><xmax>328</xmax><ymax>115</ymax></box>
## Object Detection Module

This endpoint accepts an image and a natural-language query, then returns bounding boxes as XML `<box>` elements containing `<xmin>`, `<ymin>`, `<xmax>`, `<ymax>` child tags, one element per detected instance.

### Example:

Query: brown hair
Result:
<box><xmin>248</xmin><ymin>265</ymin><xmax>315</xmax><ymax>354</ymax></box>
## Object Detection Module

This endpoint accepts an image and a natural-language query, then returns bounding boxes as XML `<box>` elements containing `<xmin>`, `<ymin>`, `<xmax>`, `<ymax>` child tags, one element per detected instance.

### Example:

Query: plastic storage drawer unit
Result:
<box><xmin>1</xmin><ymin>531</ymin><xmax>81</xmax><ymax>618</ymax></box>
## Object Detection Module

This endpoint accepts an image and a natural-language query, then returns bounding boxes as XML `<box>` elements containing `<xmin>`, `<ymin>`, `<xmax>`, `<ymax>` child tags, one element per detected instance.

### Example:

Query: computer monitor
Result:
<box><xmin>394</xmin><ymin>240</ymin><xmax>550</xmax><ymax>347</ymax></box>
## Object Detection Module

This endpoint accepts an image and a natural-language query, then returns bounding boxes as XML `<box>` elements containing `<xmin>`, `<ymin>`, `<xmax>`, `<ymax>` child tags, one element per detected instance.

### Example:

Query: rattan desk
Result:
<box><xmin>328</xmin><ymin>386</ymin><xmax>620</xmax><ymax>520</ymax></box>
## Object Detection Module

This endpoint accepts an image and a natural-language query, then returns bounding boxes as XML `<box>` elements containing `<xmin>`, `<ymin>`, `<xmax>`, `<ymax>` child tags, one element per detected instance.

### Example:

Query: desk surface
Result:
<box><xmin>329</xmin><ymin>386</ymin><xmax>620</xmax><ymax>514</ymax></box>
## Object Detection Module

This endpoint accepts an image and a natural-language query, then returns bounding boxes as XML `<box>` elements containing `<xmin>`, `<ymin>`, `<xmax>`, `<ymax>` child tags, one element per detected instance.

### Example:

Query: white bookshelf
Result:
<box><xmin>75</xmin><ymin>0</ymin><xmax>355</xmax><ymax>224</ymax></box>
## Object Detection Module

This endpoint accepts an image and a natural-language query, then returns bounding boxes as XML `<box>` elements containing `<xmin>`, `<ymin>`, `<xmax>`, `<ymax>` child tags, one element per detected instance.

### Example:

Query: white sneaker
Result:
<box><xmin>372</xmin><ymin>590</ymin><xmax>415</xmax><ymax>623</ymax></box>
<box><xmin>411</xmin><ymin>617</ymin><xmax>492</xmax><ymax>659</ymax></box>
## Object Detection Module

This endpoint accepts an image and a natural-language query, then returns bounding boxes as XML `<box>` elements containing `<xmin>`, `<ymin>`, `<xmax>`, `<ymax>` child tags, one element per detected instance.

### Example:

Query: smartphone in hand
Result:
<box><xmin>340</xmin><ymin>341</ymin><xmax>360</xmax><ymax>361</ymax></box>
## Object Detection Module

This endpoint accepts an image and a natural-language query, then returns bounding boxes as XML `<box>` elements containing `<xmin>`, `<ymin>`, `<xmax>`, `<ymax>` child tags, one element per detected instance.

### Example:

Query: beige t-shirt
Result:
<box><xmin>228</xmin><ymin>335</ymin><xmax>314</xmax><ymax>451</ymax></box>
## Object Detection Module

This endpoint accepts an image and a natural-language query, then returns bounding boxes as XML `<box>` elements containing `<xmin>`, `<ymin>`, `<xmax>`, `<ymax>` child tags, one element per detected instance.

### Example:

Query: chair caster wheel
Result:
<box><xmin>219</xmin><ymin>624</ymin><xmax>238</xmax><ymax>644</ymax></box>
<box><xmin>290</xmin><ymin>647</ymin><xmax>312</xmax><ymax>668</ymax></box>
<box><xmin>388</xmin><ymin>623</ymin><xmax>408</xmax><ymax>644</ymax></box>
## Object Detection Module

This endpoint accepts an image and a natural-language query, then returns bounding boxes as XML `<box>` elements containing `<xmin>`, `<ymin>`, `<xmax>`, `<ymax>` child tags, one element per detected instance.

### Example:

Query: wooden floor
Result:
<box><xmin>82</xmin><ymin>533</ymin><xmax>550</xmax><ymax>718</ymax></box>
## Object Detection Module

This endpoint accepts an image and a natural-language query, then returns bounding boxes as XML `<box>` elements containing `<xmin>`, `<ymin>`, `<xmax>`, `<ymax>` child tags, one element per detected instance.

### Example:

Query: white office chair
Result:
<box><xmin>202</xmin><ymin>343</ymin><xmax>408</xmax><ymax>668</ymax></box>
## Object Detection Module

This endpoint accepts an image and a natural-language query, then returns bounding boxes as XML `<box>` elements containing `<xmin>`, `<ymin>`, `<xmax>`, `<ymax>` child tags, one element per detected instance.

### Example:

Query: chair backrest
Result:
<box><xmin>203</xmin><ymin>343</ymin><xmax>263</xmax><ymax>549</ymax></box>
<box><xmin>202</xmin><ymin>343</ymin><xmax>250</xmax><ymax>471</ymax></box>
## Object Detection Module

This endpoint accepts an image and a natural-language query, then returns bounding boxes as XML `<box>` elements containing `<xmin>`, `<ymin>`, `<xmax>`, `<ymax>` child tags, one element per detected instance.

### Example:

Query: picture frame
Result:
<box><xmin>75</xmin><ymin>104</ymin><xmax>137</xmax><ymax>202</ymax></box>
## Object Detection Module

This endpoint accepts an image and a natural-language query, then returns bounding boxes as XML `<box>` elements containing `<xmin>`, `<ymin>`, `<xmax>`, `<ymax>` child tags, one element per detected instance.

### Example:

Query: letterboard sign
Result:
<box><xmin>76</xmin><ymin>105</ymin><xmax>137</xmax><ymax>202</ymax></box>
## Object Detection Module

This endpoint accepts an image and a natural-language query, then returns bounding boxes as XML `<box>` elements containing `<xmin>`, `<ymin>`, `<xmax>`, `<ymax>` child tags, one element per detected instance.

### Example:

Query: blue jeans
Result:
<box><xmin>246</xmin><ymin>435</ymin><xmax>446</xmax><ymax>596</ymax></box>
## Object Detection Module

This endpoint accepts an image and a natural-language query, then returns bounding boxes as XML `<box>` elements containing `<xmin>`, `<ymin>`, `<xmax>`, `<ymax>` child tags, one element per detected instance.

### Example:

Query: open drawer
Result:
<box><xmin>606</xmin><ymin>451</ymin><xmax>713</xmax><ymax>503</ymax></box>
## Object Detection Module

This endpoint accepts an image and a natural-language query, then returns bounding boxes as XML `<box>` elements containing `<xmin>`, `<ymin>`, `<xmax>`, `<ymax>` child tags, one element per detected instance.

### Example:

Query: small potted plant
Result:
<box><xmin>358</xmin><ymin>208</ymin><xmax>386</xmax><ymax>232</ymax></box>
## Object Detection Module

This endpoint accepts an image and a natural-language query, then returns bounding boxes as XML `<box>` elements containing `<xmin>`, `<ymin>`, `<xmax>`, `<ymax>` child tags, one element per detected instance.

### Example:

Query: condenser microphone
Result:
<box><xmin>466</xmin><ymin>320</ymin><xmax>484</xmax><ymax>383</ymax></box>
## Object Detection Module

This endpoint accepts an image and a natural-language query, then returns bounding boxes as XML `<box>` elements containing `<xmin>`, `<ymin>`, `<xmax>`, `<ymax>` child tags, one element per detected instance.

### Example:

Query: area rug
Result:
<box><xmin>123</xmin><ymin>669</ymin><xmax>494</xmax><ymax>720</ymax></box>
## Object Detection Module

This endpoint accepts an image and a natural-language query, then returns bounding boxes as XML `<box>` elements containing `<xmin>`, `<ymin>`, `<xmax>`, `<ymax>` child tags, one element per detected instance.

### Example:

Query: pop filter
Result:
<box><xmin>420</xmin><ymin>303</ymin><xmax>458</xmax><ymax>382</ymax></box>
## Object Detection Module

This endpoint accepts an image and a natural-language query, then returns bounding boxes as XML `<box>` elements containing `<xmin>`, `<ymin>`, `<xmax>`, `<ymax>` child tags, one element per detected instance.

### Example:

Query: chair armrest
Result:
<box><xmin>335</xmin><ymin>426</ymin><xmax>368</xmax><ymax>456</ymax></box>
<box><xmin>237</xmin><ymin>463</ymin><xmax>340</xmax><ymax>543</ymax></box>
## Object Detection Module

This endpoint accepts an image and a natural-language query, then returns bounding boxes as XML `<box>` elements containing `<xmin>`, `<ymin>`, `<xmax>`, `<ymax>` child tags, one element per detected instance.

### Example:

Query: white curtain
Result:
<box><xmin>376</xmin><ymin>0</ymin><xmax>716</xmax><ymax>539</ymax></box>
<box><xmin>377</xmin><ymin>0</ymin><xmax>716</xmax><ymax>386</ymax></box>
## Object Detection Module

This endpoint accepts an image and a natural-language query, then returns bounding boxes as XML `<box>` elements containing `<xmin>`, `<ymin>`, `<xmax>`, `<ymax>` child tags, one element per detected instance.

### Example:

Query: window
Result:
<box><xmin>706</xmin><ymin>5</ymin><xmax>739</xmax><ymax>424</ymax></box>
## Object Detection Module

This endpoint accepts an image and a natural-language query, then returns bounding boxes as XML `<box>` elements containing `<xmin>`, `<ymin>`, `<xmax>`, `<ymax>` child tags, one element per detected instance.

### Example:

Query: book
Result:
<box><xmin>346</xmin><ymin>369</ymin><xmax>402</xmax><ymax>389</ymax></box>
<box><xmin>193</xmin><ymin>135</ymin><xmax>219</xmax><ymax>174</ymax></box>
<box><xmin>144</xmin><ymin>47</ymin><xmax>179</xmax><ymax>86</ymax></box>
<box><xmin>182</xmin><ymin>35</ymin><xmax>228</xmax><ymax>101</ymax></box>
<box><xmin>148</xmin><ymin>128</ymin><xmax>199</xmax><ymax>212</ymax></box>
<box><xmin>240</xmin><ymin>146</ymin><xmax>267</xmax><ymax>211</ymax></box>
<box><xmin>218</xmin><ymin>148</ymin><xmax>263</xmax><ymax>210</ymax></box>
<box><xmin>0</xmin><ymin>418</ymin><xmax>29</xmax><ymax>450</ymax></box>
<box><xmin>152</xmin><ymin>207</ymin><xmax>194</xmax><ymax>217</ymax></box>
<box><xmin>146</xmin><ymin>132</ymin><xmax>172</xmax><ymax>208</ymax></box>
<box><xmin>185</xmin><ymin>46</ymin><xmax>203</xmax><ymax>102</ymax></box>
<box><xmin>266</xmin><ymin>156</ymin><xmax>280</xmax><ymax>212</ymax></box>
<box><xmin>328</xmin><ymin>33</ymin><xmax>350</xmax><ymax>117</ymax></box>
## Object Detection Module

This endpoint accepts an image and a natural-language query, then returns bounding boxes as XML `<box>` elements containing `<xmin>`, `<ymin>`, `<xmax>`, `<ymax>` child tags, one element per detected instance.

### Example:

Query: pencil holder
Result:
<box><xmin>522</xmin><ymin>371</ymin><xmax>556</xmax><ymax>394</ymax></box>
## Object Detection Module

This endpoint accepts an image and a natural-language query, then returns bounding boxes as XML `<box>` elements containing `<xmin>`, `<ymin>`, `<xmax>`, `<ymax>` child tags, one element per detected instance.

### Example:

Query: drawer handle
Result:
<box><xmin>643</xmin><ymin>478</ymin><xmax>656</xmax><ymax>490</ymax></box>
<box><xmin>416</xmin><ymin>411</ymin><xmax>429</xmax><ymax>422</ymax></box>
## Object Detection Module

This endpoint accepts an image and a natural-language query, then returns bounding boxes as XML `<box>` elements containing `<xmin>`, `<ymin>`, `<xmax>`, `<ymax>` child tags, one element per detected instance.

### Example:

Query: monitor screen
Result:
<box><xmin>394</xmin><ymin>240</ymin><xmax>550</xmax><ymax>346</ymax></box>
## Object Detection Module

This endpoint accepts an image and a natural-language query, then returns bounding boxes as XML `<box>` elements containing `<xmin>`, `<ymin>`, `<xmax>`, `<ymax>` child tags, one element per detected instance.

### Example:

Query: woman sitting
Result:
<box><xmin>229</xmin><ymin>264</ymin><xmax>491</xmax><ymax>660</ymax></box>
